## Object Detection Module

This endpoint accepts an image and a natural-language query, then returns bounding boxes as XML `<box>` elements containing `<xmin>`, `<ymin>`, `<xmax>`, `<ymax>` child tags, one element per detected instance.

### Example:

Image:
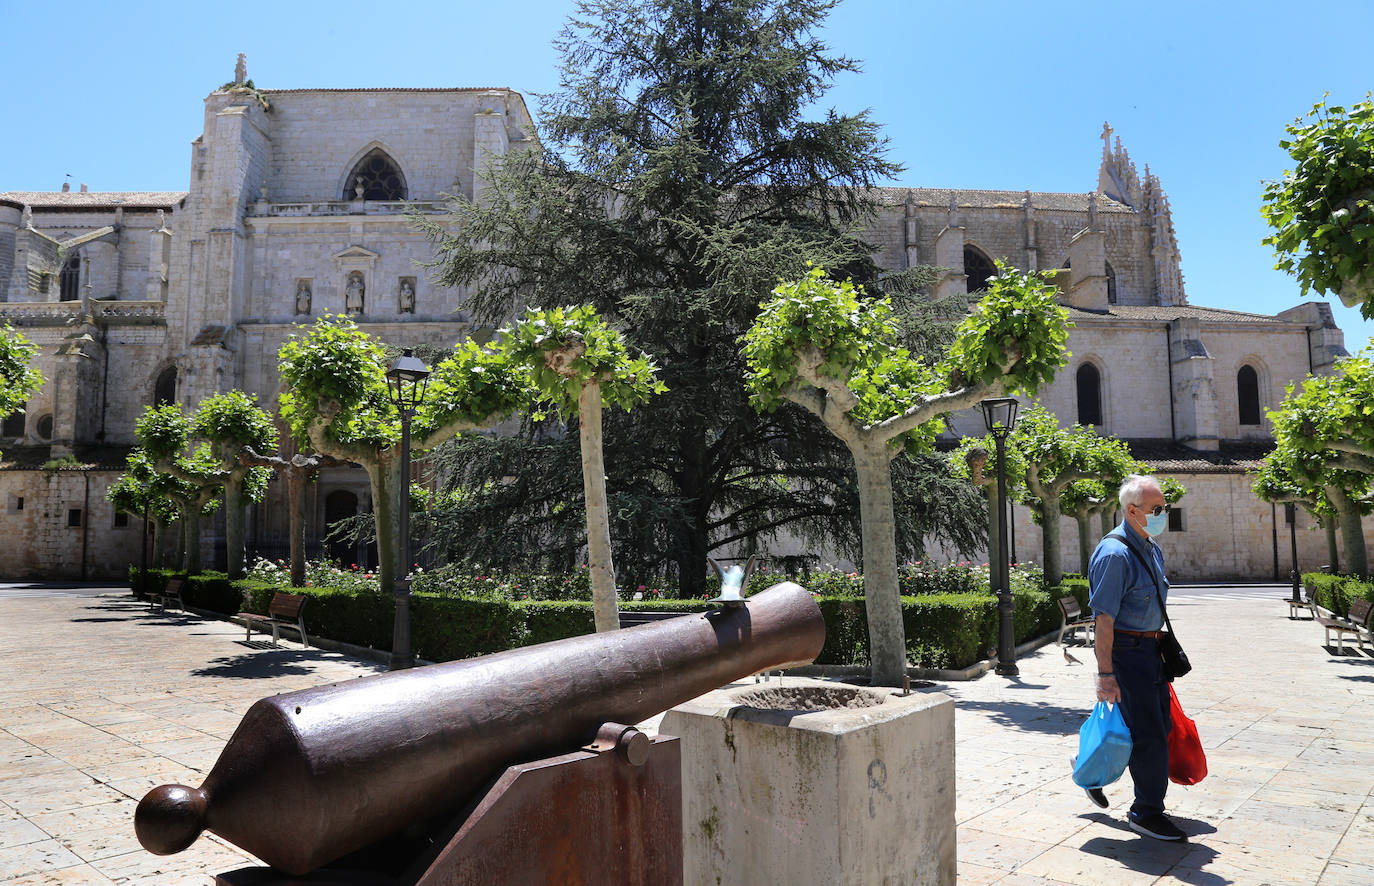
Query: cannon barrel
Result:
<box><xmin>135</xmin><ymin>581</ymin><xmax>824</xmax><ymax>875</ymax></box>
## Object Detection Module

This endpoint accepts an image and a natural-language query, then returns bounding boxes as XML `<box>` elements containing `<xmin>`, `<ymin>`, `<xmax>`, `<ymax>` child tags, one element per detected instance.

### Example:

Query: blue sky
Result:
<box><xmin>4</xmin><ymin>0</ymin><xmax>1372</xmax><ymax>350</ymax></box>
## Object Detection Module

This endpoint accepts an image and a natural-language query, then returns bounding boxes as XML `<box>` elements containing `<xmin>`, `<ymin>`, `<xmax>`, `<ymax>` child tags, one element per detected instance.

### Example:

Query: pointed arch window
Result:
<box><xmin>1237</xmin><ymin>364</ymin><xmax>1261</xmax><ymax>426</ymax></box>
<box><xmin>1077</xmin><ymin>363</ymin><xmax>1103</xmax><ymax>426</ymax></box>
<box><xmin>2</xmin><ymin>407</ymin><xmax>24</xmax><ymax>438</ymax></box>
<box><xmin>59</xmin><ymin>253</ymin><xmax>81</xmax><ymax>301</ymax></box>
<box><xmin>1106</xmin><ymin>261</ymin><xmax>1118</xmax><ymax>305</ymax></box>
<box><xmin>963</xmin><ymin>246</ymin><xmax>996</xmax><ymax>294</ymax></box>
<box><xmin>344</xmin><ymin>149</ymin><xmax>407</xmax><ymax>201</ymax></box>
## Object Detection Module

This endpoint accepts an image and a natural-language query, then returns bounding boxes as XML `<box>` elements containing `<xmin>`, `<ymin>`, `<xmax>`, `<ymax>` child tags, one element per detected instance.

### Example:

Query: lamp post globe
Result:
<box><xmin>385</xmin><ymin>348</ymin><xmax>431</xmax><ymax>670</ymax></box>
<box><xmin>980</xmin><ymin>397</ymin><xmax>1019</xmax><ymax>677</ymax></box>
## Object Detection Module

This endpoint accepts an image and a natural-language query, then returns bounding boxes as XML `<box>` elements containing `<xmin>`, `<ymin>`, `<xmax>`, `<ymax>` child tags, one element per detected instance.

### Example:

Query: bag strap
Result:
<box><xmin>1106</xmin><ymin>530</ymin><xmax>1177</xmax><ymax>637</ymax></box>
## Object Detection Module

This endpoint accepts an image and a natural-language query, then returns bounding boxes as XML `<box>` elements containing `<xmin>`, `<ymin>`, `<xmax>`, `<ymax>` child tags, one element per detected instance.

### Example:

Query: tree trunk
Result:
<box><xmin>288</xmin><ymin>468</ymin><xmax>307</xmax><ymax>587</ymax></box>
<box><xmin>675</xmin><ymin>414</ymin><xmax>709</xmax><ymax>599</ymax></box>
<box><xmin>367</xmin><ymin>456</ymin><xmax>402</xmax><ymax>597</ymax></box>
<box><xmin>984</xmin><ymin>481</ymin><xmax>1001</xmax><ymax>581</ymax></box>
<box><xmin>224</xmin><ymin>475</ymin><xmax>245</xmax><ymax>580</ymax></box>
<box><xmin>1039</xmin><ymin>492</ymin><xmax>1064</xmax><ymax>586</ymax></box>
<box><xmin>854</xmin><ymin>445</ymin><xmax>905</xmax><ymax>687</ymax></box>
<box><xmin>1326</xmin><ymin>485</ymin><xmax>1369</xmax><ymax>576</ymax></box>
<box><xmin>1075</xmin><ymin>511</ymin><xmax>1093</xmax><ymax>576</ymax></box>
<box><xmin>183</xmin><ymin>507</ymin><xmax>201</xmax><ymax>573</ymax></box>
<box><xmin>1323</xmin><ymin>516</ymin><xmax>1340</xmax><ymax>572</ymax></box>
<box><xmin>580</xmin><ymin>380</ymin><xmax>620</xmax><ymax>633</ymax></box>
<box><xmin>154</xmin><ymin>516</ymin><xmax>173</xmax><ymax>567</ymax></box>
<box><xmin>1100</xmin><ymin>508</ymin><xmax>1115</xmax><ymax>538</ymax></box>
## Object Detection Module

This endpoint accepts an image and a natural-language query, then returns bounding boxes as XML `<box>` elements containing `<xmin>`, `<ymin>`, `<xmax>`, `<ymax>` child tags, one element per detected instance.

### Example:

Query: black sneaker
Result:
<box><xmin>1128</xmin><ymin>812</ymin><xmax>1187</xmax><ymax>841</ymax></box>
<box><xmin>1085</xmin><ymin>787</ymin><xmax>1108</xmax><ymax>808</ymax></box>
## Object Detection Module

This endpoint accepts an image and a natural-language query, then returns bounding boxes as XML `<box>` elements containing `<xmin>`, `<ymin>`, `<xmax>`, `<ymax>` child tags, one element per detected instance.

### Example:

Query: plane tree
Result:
<box><xmin>0</xmin><ymin>324</ymin><xmax>43</xmax><ymax>459</ymax></box>
<box><xmin>742</xmin><ymin>263</ymin><xmax>1069</xmax><ymax>687</ymax></box>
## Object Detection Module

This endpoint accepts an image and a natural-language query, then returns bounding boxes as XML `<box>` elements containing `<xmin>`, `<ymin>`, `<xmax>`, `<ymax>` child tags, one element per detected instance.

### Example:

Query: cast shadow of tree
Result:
<box><xmin>191</xmin><ymin>649</ymin><xmax>324</xmax><ymax>679</ymax></box>
<box><xmin>953</xmin><ymin>699</ymin><xmax>1082</xmax><ymax>735</ymax></box>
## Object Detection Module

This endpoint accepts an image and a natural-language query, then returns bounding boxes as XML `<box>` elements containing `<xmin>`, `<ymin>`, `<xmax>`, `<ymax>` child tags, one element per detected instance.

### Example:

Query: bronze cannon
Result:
<box><xmin>135</xmin><ymin>581</ymin><xmax>824</xmax><ymax>877</ymax></box>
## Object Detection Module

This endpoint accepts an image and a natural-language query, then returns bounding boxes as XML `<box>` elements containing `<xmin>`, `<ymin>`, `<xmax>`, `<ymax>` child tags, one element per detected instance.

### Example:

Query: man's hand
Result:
<box><xmin>1096</xmin><ymin>673</ymin><xmax>1120</xmax><ymax>703</ymax></box>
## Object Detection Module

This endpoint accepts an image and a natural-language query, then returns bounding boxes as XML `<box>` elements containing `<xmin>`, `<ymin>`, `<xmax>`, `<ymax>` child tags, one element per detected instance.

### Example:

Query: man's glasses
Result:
<box><xmin>1134</xmin><ymin>504</ymin><xmax>1171</xmax><ymax>517</ymax></box>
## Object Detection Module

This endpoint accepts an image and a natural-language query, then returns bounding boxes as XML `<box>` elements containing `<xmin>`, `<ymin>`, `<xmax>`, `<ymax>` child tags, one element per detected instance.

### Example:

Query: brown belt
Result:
<box><xmin>1115</xmin><ymin>628</ymin><xmax>1164</xmax><ymax>639</ymax></box>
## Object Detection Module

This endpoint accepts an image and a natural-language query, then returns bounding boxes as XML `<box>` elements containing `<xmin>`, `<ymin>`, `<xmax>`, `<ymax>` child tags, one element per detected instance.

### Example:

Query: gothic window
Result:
<box><xmin>344</xmin><ymin>149</ymin><xmax>408</xmax><ymax>201</ymax></box>
<box><xmin>154</xmin><ymin>367</ymin><xmax>178</xmax><ymax>407</ymax></box>
<box><xmin>1076</xmin><ymin>363</ymin><xmax>1103</xmax><ymax>426</ymax></box>
<box><xmin>59</xmin><ymin>253</ymin><xmax>81</xmax><ymax>301</ymax></box>
<box><xmin>963</xmin><ymin>246</ymin><xmax>996</xmax><ymax>294</ymax></box>
<box><xmin>1237</xmin><ymin>364</ymin><xmax>1261</xmax><ymax>426</ymax></box>
<box><xmin>2</xmin><ymin>408</ymin><xmax>23</xmax><ymax>438</ymax></box>
<box><xmin>1106</xmin><ymin>261</ymin><xmax>1118</xmax><ymax>305</ymax></box>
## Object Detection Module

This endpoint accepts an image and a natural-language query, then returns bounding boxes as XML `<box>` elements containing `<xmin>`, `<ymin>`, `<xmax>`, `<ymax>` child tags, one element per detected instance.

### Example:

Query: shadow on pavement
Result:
<box><xmin>953</xmin><ymin>699</ymin><xmax>1081</xmax><ymax>735</ymax></box>
<box><xmin>191</xmin><ymin>651</ymin><xmax>321</xmax><ymax>679</ymax></box>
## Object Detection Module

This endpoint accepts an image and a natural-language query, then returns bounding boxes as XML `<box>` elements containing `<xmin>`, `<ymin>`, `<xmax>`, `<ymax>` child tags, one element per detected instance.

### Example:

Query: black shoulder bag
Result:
<box><xmin>1109</xmin><ymin>531</ymin><xmax>1192</xmax><ymax>681</ymax></box>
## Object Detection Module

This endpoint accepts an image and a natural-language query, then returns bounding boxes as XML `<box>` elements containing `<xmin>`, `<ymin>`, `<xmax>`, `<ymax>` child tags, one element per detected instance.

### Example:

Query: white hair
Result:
<box><xmin>1118</xmin><ymin>474</ymin><xmax>1161</xmax><ymax>509</ymax></box>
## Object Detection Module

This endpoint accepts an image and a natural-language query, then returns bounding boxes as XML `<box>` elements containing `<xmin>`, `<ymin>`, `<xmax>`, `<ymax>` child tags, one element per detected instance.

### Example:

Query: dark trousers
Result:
<box><xmin>1112</xmin><ymin>635</ymin><xmax>1172</xmax><ymax>816</ymax></box>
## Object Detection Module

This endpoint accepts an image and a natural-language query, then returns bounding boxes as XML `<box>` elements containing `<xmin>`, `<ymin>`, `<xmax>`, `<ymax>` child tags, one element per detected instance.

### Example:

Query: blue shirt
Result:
<box><xmin>1088</xmin><ymin>521</ymin><xmax>1168</xmax><ymax>632</ymax></box>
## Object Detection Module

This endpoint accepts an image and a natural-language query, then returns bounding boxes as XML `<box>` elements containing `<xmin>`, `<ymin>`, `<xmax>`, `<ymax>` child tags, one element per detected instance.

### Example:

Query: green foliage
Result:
<box><xmin>414</xmin><ymin>339</ymin><xmax>534</xmax><ymax>437</ymax></box>
<box><xmin>0</xmin><ymin>325</ymin><xmax>43</xmax><ymax>439</ymax></box>
<box><xmin>182</xmin><ymin>571</ymin><xmax>242</xmax><ymax>613</ymax></box>
<box><xmin>1261</xmin><ymin>96</ymin><xmax>1374</xmax><ymax>318</ymax></box>
<box><xmin>940</xmin><ymin>262</ymin><xmax>1072</xmax><ymax>392</ymax></box>
<box><xmin>278</xmin><ymin>315</ymin><xmax>397</xmax><ymax>449</ymax></box>
<box><xmin>1302</xmin><ymin>572</ymin><xmax>1374</xmax><ymax>617</ymax></box>
<box><xmin>502</xmin><ymin>305</ymin><xmax>665</xmax><ymax>419</ymax></box>
<box><xmin>135</xmin><ymin>404</ymin><xmax>193</xmax><ymax>462</ymax></box>
<box><xmin>741</xmin><ymin>267</ymin><xmax>944</xmax><ymax>449</ymax></box>
<box><xmin>41</xmin><ymin>454</ymin><xmax>82</xmax><ymax>471</ymax></box>
<box><xmin>192</xmin><ymin>390</ymin><xmax>278</xmax><ymax>459</ymax></box>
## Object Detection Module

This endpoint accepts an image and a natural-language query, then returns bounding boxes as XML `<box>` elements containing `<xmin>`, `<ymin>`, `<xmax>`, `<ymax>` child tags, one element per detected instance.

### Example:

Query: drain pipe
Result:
<box><xmin>1304</xmin><ymin>326</ymin><xmax>1314</xmax><ymax>374</ymax></box>
<box><xmin>1165</xmin><ymin>322</ymin><xmax>1177</xmax><ymax>441</ymax></box>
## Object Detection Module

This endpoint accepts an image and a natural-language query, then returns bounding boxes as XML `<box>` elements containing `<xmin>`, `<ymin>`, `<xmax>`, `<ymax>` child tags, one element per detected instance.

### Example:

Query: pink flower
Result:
<box><xmin>637</xmin><ymin>584</ymin><xmax>647</xmax><ymax>591</ymax></box>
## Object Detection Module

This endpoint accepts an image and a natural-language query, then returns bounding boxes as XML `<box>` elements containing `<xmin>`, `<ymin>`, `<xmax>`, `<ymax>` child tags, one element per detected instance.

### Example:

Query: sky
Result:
<box><xmin>4</xmin><ymin>0</ymin><xmax>1372</xmax><ymax>349</ymax></box>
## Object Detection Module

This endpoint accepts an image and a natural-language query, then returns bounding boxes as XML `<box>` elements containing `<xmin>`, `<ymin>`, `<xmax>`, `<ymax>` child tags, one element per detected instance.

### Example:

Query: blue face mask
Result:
<box><xmin>1144</xmin><ymin>512</ymin><xmax>1168</xmax><ymax>537</ymax></box>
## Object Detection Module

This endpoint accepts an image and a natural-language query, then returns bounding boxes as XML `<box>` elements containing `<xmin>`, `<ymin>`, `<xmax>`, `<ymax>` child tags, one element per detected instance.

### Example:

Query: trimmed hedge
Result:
<box><xmin>1302</xmin><ymin>572</ymin><xmax>1374</xmax><ymax>617</ymax></box>
<box><xmin>134</xmin><ymin>568</ymin><xmax>1074</xmax><ymax>672</ymax></box>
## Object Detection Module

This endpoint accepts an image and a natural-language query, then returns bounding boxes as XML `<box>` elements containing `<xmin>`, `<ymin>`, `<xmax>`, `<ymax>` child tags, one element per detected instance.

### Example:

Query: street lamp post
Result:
<box><xmin>1286</xmin><ymin>503</ymin><xmax>1300</xmax><ymax>603</ymax></box>
<box><xmin>385</xmin><ymin>348</ymin><xmax>431</xmax><ymax>671</ymax></box>
<box><xmin>981</xmin><ymin>397</ymin><xmax>1019</xmax><ymax>677</ymax></box>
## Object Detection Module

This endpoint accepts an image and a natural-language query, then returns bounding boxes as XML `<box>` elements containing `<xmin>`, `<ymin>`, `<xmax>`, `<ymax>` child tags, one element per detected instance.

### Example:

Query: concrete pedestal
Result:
<box><xmin>661</xmin><ymin>678</ymin><xmax>955</xmax><ymax>886</ymax></box>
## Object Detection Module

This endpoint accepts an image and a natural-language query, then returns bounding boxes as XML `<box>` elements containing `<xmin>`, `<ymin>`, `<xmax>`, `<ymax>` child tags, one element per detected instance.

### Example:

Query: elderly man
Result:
<box><xmin>1086</xmin><ymin>474</ymin><xmax>1186</xmax><ymax>842</ymax></box>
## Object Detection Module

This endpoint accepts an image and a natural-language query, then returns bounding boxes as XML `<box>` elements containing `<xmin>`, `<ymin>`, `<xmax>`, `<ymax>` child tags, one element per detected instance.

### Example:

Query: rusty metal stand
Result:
<box><xmin>214</xmin><ymin>726</ymin><xmax>682</xmax><ymax>886</ymax></box>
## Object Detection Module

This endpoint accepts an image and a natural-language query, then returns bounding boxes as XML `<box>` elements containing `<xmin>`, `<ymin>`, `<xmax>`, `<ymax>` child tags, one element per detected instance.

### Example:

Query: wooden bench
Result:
<box><xmin>150</xmin><ymin>578</ymin><xmax>184</xmax><ymax>613</ymax></box>
<box><xmin>1285</xmin><ymin>585</ymin><xmax>1318</xmax><ymax>620</ymax></box>
<box><xmin>1318</xmin><ymin>599</ymin><xmax>1373</xmax><ymax>654</ymax></box>
<box><xmin>238</xmin><ymin>592</ymin><xmax>309</xmax><ymax>648</ymax></box>
<box><xmin>1057</xmin><ymin>596</ymin><xmax>1094</xmax><ymax>646</ymax></box>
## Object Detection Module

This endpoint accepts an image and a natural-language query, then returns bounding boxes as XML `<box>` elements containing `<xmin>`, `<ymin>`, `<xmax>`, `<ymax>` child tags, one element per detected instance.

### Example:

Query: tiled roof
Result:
<box><xmin>0</xmin><ymin>191</ymin><xmax>186</xmax><ymax>209</ymax></box>
<box><xmin>1127</xmin><ymin>439</ymin><xmax>1273</xmax><ymax>474</ymax></box>
<box><xmin>1065</xmin><ymin>304</ymin><xmax>1284</xmax><ymax>325</ymax></box>
<box><xmin>873</xmin><ymin>187</ymin><xmax>1135</xmax><ymax>213</ymax></box>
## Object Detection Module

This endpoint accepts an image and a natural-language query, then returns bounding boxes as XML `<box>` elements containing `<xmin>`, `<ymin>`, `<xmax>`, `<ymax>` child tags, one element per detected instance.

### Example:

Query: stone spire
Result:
<box><xmin>1141</xmin><ymin>164</ymin><xmax>1187</xmax><ymax>306</ymax></box>
<box><xmin>234</xmin><ymin>53</ymin><xmax>247</xmax><ymax>85</ymax></box>
<box><xmin>1096</xmin><ymin>122</ymin><xmax>1142</xmax><ymax>209</ymax></box>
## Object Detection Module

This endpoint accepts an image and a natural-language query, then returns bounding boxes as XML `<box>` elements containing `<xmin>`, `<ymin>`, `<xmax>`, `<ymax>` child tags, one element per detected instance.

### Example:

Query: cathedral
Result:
<box><xmin>0</xmin><ymin>60</ymin><xmax>1365</xmax><ymax>581</ymax></box>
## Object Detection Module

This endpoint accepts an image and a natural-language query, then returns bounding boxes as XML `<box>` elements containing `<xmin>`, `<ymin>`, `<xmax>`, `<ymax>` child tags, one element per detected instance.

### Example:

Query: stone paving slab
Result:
<box><xmin>1</xmin><ymin>584</ymin><xmax>1371</xmax><ymax>884</ymax></box>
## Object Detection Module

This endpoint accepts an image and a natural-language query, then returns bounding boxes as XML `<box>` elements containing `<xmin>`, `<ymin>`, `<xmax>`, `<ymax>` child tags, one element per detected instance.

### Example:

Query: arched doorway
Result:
<box><xmin>324</xmin><ymin>489</ymin><xmax>377</xmax><ymax>570</ymax></box>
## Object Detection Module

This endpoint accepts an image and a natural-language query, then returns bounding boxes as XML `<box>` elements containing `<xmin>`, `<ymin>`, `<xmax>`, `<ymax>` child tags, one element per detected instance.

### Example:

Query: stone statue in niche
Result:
<box><xmin>345</xmin><ymin>272</ymin><xmax>365</xmax><ymax>313</ymax></box>
<box><xmin>398</xmin><ymin>278</ymin><xmax>415</xmax><ymax>314</ymax></box>
<box><xmin>295</xmin><ymin>280</ymin><xmax>312</xmax><ymax>315</ymax></box>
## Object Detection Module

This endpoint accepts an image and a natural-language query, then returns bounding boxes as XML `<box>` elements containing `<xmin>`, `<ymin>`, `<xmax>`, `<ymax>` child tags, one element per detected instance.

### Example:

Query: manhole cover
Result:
<box><xmin>733</xmin><ymin>686</ymin><xmax>885</xmax><ymax>712</ymax></box>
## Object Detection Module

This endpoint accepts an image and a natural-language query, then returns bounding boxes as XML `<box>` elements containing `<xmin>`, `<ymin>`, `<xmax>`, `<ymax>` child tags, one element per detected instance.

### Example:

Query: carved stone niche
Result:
<box><xmin>294</xmin><ymin>279</ymin><xmax>312</xmax><ymax>315</ymax></box>
<box><xmin>398</xmin><ymin>277</ymin><xmax>416</xmax><ymax>314</ymax></box>
<box><xmin>333</xmin><ymin>245</ymin><xmax>379</xmax><ymax>316</ymax></box>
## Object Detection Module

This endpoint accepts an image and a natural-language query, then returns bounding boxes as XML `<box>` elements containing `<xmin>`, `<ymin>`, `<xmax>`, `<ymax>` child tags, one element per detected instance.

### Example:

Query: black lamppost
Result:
<box><xmin>386</xmin><ymin>348</ymin><xmax>431</xmax><ymax>671</ymax></box>
<box><xmin>981</xmin><ymin>397</ymin><xmax>1019</xmax><ymax>677</ymax></box>
<box><xmin>1286</xmin><ymin>503</ymin><xmax>1301</xmax><ymax>603</ymax></box>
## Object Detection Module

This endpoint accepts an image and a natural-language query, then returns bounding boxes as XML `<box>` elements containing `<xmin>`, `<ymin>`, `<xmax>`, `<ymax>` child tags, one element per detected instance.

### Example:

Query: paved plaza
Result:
<box><xmin>0</xmin><ymin>583</ymin><xmax>1371</xmax><ymax>884</ymax></box>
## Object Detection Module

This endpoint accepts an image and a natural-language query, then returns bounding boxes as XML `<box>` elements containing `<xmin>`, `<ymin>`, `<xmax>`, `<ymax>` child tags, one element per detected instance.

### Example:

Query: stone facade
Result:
<box><xmin>0</xmin><ymin>63</ymin><xmax>1366</xmax><ymax>580</ymax></box>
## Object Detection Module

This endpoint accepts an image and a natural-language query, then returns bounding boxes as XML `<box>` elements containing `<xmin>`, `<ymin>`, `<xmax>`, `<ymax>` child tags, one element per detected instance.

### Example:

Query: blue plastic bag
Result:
<box><xmin>1072</xmin><ymin>701</ymin><xmax>1132</xmax><ymax>789</ymax></box>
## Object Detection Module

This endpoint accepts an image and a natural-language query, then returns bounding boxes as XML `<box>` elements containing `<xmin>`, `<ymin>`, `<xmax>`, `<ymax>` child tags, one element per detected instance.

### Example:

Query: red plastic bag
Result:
<box><xmin>1168</xmin><ymin>685</ymin><xmax>1207</xmax><ymax>785</ymax></box>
